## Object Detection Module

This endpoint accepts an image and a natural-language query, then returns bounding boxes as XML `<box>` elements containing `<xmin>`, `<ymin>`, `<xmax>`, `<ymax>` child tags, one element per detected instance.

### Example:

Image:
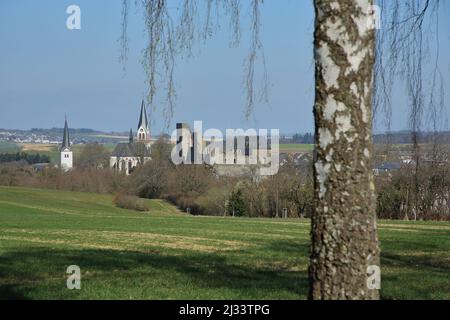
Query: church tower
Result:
<box><xmin>129</xmin><ymin>128</ymin><xmax>134</xmax><ymax>143</ymax></box>
<box><xmin>60</xmin><ymin>117</ymin><xmax>73</xmax><ymax>172</ymax></box>
<box><xmin>137</xmin><ymin>100</ymin><xmax>150</xmax><ymax>141</ymax></box>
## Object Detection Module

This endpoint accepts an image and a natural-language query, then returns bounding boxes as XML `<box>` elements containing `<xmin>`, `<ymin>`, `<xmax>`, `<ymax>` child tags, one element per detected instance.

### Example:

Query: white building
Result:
<box><xmin>110</xmin><ymin>100</ymin><xmax>152</xmax><ymax>175</ymax></box>
<box><xmin>60</xmin><ymin>118</ymin><xmax>73</xmax><ymax>172</ymax></box>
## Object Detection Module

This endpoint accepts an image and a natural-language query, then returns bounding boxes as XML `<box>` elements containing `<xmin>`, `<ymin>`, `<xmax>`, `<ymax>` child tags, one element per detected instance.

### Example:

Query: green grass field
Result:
<box><xmin>0</xmin><ymin>186</ymin><xmax>449</xmax><ymax>300</ymax></box>
<box><xmin>278</xmin><ymin>144</ymin><xmax>314</xmax><ymax>153</ymax></box>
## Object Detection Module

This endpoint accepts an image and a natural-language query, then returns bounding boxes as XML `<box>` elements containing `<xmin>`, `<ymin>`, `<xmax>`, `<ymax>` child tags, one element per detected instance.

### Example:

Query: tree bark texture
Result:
<box><xmin>309</xmin><ymin>0</ymin><xmax>380</xmax><ymax>300</ymax></box>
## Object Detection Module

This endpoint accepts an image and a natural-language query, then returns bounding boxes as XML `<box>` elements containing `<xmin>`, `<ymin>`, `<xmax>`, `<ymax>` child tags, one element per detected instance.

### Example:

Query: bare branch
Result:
<box><xmin>119</xmin><ymin>0</ymin><xmax>268</xmax><ymax>127</ymax></box>
<box><xmin>119</xmin><ymin>0</ymin><xmax>130</xmax><ymax>72</ymax></box>
<box><xmin>244</xmin><ymin>0</ymin><xmax>269</xmax><ymax>119</ymax></box>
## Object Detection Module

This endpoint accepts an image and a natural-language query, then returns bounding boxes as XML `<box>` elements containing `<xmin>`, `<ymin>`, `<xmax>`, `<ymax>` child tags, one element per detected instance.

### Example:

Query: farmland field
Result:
<box><xmin>0</xmin><ymin>141</ymin><xmax>21</xmax><ymax>153</ymax></box>
<box><xmin>278</xmin><ymin>144</ymin><xmax>314</xmax><ymax>153</ymax></box>
<box><xmin>0</xmin><ymin>186</ymin><xmax>449</xmax><ymax>300</ymax></box>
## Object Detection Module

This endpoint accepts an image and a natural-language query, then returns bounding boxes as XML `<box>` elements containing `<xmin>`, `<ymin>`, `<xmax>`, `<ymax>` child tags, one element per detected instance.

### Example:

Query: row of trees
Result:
<box><xmin>0</xmin><ymin>152</ymin><xmax>50</xmax><ymax>164</ymax></box>
<box><xmin>292</xmin><ymin>133</ymin><xmax>314</xmax><ymax>144</ymax></box>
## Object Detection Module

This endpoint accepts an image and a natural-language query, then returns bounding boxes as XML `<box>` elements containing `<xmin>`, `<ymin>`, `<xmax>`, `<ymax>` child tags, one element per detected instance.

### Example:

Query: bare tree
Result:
<box><xmin>77</xmin><ymin>143</ymin><xmax>110</xmax><ymax>169</ymax></box>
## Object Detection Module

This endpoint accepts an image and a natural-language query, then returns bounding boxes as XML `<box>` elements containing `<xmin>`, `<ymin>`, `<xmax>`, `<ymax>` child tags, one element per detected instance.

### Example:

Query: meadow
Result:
<box><xmin>278</xmin><ymin>144</ymin><xmax>314</xmax><ymax>153</ymax></box>
<box><xmin>0</xmin><ymin>186</ymin><xmax>449</xmax><ymax>300</ymax></box>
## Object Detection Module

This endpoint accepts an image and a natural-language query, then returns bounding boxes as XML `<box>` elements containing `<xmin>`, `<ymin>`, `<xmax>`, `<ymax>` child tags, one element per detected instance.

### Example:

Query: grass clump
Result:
<box><xmin>113</xmin><ymin>193</ymin><xmax>149</xmax><ymax>212</ymax></box>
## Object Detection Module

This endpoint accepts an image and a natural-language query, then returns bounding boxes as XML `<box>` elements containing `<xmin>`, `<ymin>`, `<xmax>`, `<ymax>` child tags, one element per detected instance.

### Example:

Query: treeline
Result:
<box><xmin>0</xmin><ymin>152</ymin><xmax>50</xmax><ymax>164</ymax></box>
<box><xmin>292</xmin><ymin>133</ymin><xmax>314</xmax><ymax>144</ymax></box>
<box><xmin>280</xmin><ymin>133</ymin><xmax>314</xmax><ymax>144</ymax></box>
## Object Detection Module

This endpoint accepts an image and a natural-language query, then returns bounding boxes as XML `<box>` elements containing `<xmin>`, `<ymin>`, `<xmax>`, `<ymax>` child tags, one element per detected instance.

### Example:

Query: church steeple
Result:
<box><xmin>129</xmin><ymin>128</ymin><xmax>134</xmax><ymax>143</ymax></box>
<box><xmin>137</xmin><ymin>100</ymin><xmax>148</xmax><ymax>131</ymax></box>
<box><xmin>61</xmin><ymin>117</ymin><xmax>70</xmax><ymax>151</ymax></box>
<box><xmin>60</xmin><ymin>116</ymin><xmax>73</xmax><ymax>172</ymax></box>
<box><xmin>137</xmin><ymin>99</ymin><xmax>150</xmax><ymax>141</ymax></box>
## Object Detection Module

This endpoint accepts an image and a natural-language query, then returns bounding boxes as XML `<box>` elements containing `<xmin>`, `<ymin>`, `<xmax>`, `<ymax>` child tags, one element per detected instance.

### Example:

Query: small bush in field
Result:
<box><xmin>113</xmin><ymin>193</ymin><xmax>149</xmax><ymax>212</ymax></box>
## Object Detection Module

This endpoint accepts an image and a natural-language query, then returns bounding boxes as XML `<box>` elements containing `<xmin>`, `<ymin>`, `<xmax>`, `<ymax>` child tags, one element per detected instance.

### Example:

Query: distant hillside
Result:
<box><xmin>12</xmin><ymin>127</ymin><xmax>129</xmax><ymax>137</ymax></box>
<box><xmin>3</xmin><ymin>127</ymin><xmax>450</xmax><ymax>146</ymax></box>
<box><xmin>283</xmin><ymin>131</ymin><xmax>450</xmax><ymax>145</ymax></box>
<box><xmin>373</xmin><ymin>131</ymin><xmax>450</xmax><ymax>144</ymax></box>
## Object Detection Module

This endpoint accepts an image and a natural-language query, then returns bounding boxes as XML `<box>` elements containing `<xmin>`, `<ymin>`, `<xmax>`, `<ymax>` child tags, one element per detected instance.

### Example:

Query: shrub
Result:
<box><xmin>195</xmin><ymin>187</ymin><xmax>230</xmax><ymax>216</ymax></box>
<box><xmin>376</xmin><ymin>186</ymin><xmax>403</xmax><ymax>219</ymax></box>
<box><xmin>113</xmin><ymin>193</ymin><xmax>149</xmax><ymax>212</ymax></box>
<box><xmin>226</xmin><ymin>188</ymin><xmax>247</xmax><ymax>217</ymax></box>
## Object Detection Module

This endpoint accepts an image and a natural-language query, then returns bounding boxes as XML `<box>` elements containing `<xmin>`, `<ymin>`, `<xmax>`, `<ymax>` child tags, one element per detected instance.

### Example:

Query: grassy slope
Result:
<box><xmin>0</xmin><ymin>186</ymin><xmax>449</xmax><ymax>300</ymax></box>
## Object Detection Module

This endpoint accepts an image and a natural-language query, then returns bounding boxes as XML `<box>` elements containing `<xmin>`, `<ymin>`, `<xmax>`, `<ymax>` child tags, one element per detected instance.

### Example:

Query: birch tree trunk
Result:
<box><xmin>309</xmin><ymin>0</ymin><xmax>380</xmax><ymax>300</ymax></box>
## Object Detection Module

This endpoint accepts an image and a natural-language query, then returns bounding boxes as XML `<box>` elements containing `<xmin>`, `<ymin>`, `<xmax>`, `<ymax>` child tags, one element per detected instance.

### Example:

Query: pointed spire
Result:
<box><xmin>129</xmin><ymin>128</ymin><xmax>134</xmax><ymax>143</ymax></box>
<box><xmin>137</xmin><ymin>99</ymin><xmax>149</xmax><ymax>132</ymax></box>
<box><xmin>61</xmin><ymin>117</ymin><xmax>70</xmax><ymax>151</ymax></box>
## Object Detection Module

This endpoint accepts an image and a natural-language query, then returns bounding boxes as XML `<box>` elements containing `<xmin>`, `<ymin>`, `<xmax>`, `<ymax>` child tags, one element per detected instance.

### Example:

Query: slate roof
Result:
<box><xmin>137</xmin><ymin>100</ymin><xmax>149</xmax><ymax>131</ymax></box>
<box><xmin>111</xmin><ymin>142</ymin><xmax>151</xmax><ymax>158</ymax></box>
<box><xmin>61</xmin><ymin>118</ymin><xmax>70</xmax><ymax>151</ymax></box>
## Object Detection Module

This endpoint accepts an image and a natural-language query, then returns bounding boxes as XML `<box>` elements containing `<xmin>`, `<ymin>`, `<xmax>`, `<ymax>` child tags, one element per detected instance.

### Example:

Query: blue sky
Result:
<box><xmin>0</xmin><ymin>0</ymin><xmax>449</xmax><ymax>134</ymax></box>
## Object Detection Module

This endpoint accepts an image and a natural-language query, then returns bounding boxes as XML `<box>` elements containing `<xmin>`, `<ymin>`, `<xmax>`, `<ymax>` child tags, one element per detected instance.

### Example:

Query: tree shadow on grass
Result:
<box><xmin>264</xmin><ymin>239</ymin><xmax>310</xmax><ymax>256</ymax></box>
<box><xmin>0</xmin><ymin>245</ymin><xmax>309</xmax><ymax>300</ymax></box>
<box><xmin>382</xmin><ymin>252</ymin><xmax>450</xmax><ymax>273</ymax></box>
<box><xmin>380</xmin><ymin>250</ymin><xmax>450</xmax><ymax>299</ymax></box>
<box><xmin>0</xmin><ymin>285</ymin><xmax>29</xmax><ymax>300</ymax></box>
